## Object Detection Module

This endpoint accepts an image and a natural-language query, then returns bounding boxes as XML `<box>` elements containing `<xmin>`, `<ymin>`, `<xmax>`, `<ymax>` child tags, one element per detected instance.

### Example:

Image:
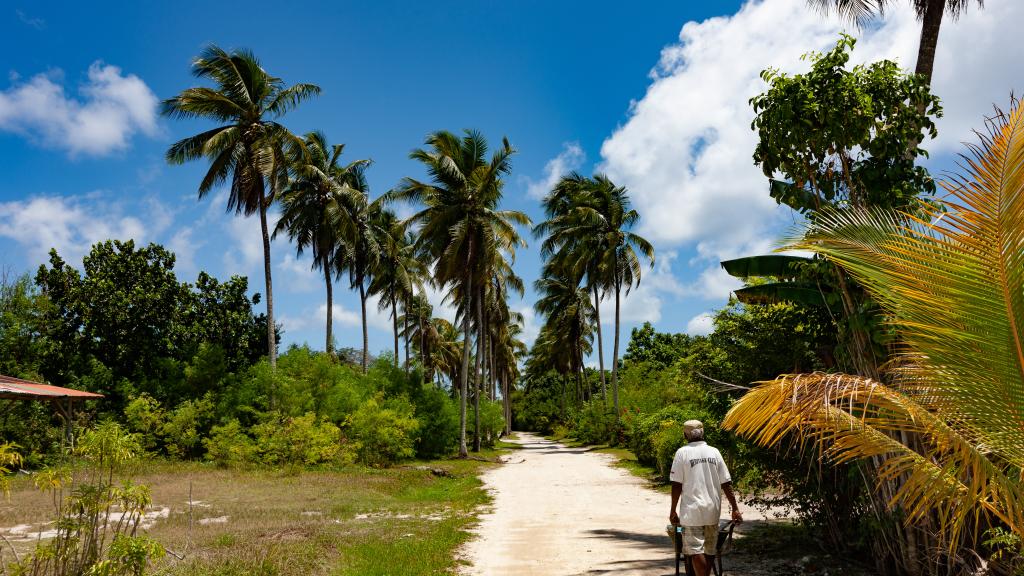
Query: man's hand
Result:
<box><xmin>669</xmin><ymin>510</ymin><xmax>679</xmax><ymax>525</ymax></box>
<box><xmin>731</xmin><ymin>508</ymin><xmax>743</xmax><ymax>524</ymax></box>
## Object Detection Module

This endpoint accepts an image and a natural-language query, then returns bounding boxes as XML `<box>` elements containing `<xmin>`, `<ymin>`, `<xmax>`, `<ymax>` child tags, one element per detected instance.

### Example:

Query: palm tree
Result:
<box><xmin>810</xmin><ymin>0</ymin><xmax>982</xmax><ymax>84</ymax></box>
<box><xmin>163</xmin><ymin>45</ymin><xmax>320</xmax><ymax>368</ymax></box>
<box><xmin>274</xmin><ymin>131</ymin><xmax>369</xmax><ymax>355</ymax></box>
<box><xmin>534</xmin><ymin>264</ymin><xmax>596</xmax><ymax>406</ymax></box>
<box><xmin>369</xmin><ymin>208</ymin><xmax>424</xmax><ymax>370</ymax></box>
<box><xmin>724</xmin><ymin>100</ymin><xmax>1024</xmax><ymax>560</ymax></box>
<box><xmin>334</xmin><ymin>165</ymin><xmax>379</xmax><ymax>374</ymax></box>
<box><xmin>537</xmin><ymin>173</ymin><xmax>610</xmax><ymax>401</ymax></box>
<box><xmin>536</xmin><ymin>174</ymin><xmax>653</xmax><ymax>421</ymax></box>
<box><xmin>390</xmin><ymin>129</ymin><xmax>530</xmax><ymax>457</ymax></box>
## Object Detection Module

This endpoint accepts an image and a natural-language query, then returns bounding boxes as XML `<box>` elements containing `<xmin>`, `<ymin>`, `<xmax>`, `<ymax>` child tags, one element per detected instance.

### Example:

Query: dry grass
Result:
<box><xmin>1</xmin><ymin>453</ymin><xmax>501</xmax><ymax>575</ymax></box>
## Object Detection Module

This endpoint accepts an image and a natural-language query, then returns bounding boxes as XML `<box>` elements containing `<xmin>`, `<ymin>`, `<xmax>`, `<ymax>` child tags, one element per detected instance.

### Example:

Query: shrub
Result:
<box><xmin>412</xmin><ymin>386</ymin><xmax>459</xmax><ymax>459</ymax></box>
<box><xmin>162</xmin><ymin>396</ymin><xmax>214</xmax><ymax>459</ymax></box>
<box><xmin>252</xmin><ymin>412</ymin><xmax>342</xmax><ymax>466</ymax></box>
<box><xmin>13</xmin><ymin>422</ymin><xmax>164</xmax><ymax>575</ymax></box>
<box><xmin>628</xmin><ymin>406</ymin><xmax>720</xmax><ymax>481</ymax></box>
<box><xmin>203</xmin><ymin>419</ymin><xmax>257</xmax><ymax>467</ymax></box>
<box><xmin>469</xmin><ymin>400</ymin><xmax>505</xmax><ymax>448</ymax></box>
<box><xmin>347</xmin><ymin>394</ymin><xmax>418</xmax><ymax>466</ymax></box>
<box><xmin>123</xmin><ymin>394</ymin><xmax>165</xmax><ymax>453</ymax></box>
<box><xmin>568</xmin><ymin>401</ymin><xmax>616</xmax><ymax>445</ymax></box>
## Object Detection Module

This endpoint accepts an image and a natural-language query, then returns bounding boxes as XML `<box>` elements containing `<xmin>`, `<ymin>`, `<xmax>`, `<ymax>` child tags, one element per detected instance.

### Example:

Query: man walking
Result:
<box><xmin>669</xmin><ymin>420</ymin><xmax>742</xmax><ymax>576</ymax></box>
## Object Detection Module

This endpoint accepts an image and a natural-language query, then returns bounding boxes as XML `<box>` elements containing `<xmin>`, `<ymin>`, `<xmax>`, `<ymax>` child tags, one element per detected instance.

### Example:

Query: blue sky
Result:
<box><xmin>2</xmin><ymin>0</ymin><xmax>1021</xmax><ymax>362</ymax></box>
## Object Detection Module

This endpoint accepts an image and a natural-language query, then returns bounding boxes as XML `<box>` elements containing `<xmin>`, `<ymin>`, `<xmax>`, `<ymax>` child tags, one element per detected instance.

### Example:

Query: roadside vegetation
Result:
<box><xmin>3</xmin><ymin>0</ymin><xmax>1022</xmax><ymax>573</ymax></box>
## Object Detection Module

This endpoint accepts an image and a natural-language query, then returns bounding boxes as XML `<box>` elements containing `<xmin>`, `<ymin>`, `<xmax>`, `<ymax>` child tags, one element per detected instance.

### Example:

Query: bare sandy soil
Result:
<box><xmin>460</xmin><ymin>433</ymin><xmax>868</xmax><ymax>576</ymax></box>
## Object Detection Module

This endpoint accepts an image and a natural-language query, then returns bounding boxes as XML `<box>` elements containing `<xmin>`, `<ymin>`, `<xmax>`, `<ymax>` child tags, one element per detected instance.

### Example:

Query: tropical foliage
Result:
<box><xmin>726</xmin><ymin>100</ymin><xmax>1024</xmax><ymax>568</ymax></box>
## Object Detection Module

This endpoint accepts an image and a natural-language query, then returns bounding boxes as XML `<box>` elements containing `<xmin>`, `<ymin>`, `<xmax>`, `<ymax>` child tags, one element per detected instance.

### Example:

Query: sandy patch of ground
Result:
<box><xmin>460</xmin><ymin>433</ymin><xmax>866</xmax><ymax>576</ymax></box>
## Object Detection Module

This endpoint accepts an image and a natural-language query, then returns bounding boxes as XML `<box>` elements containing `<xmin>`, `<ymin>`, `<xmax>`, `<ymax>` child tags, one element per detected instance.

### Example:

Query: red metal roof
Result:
<box><xmin>0</xmin><ymin>375</ymin><xmax>104</xmax><ymax>400</ymax></box>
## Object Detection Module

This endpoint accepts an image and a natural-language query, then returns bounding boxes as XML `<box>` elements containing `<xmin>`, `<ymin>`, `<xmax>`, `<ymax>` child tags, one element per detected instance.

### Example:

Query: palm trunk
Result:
<box><xmin>392</xmin><ymin>296</ymin><xmax>399</xmax><ymax>369</ymax></box>
<box><xmin>612</xmin><ymin>279</ymin><xmax>621</xmax><ymax>424</ymax></box>
<box><xmin>473</xmin><ymin>289</ymin><xmax>483</xmax><ymax>452</ymax></box>
<box><xmin>324</xmin><ymin>265</ymin><xmax>333</xmax><ymax>355</ymax></box>
<box><xmin>359</xmin><ymin>279</ymin><xmax>368</xmax><ymax>374</ymax></box>
<box><xmin>503</xmin><ymin>371</ymin><xmax>512</xmax><ymax>435</ymax></box>
<box><xmin>258</xmin><ymin>192</ymin><xmax>277</xmax><ymax>370</ymax></box>
<box><xmin>593</xmin><ymin>285</ymin><xmax>607</xmax><ymax>403</ymax></box>
<box><xmin>458</xmin><ymin>268</ymin><xmax>473</xmax><ymax>458</ymax></box>
<box><xmin>914</xmin><ymin>0</ymin><xmax>944</xmax><ymax>85</ymax></box>
<box><xmin>404</xmin><ymin>294</ymin><xmax>410</xmax><ymax>376</ymax></box>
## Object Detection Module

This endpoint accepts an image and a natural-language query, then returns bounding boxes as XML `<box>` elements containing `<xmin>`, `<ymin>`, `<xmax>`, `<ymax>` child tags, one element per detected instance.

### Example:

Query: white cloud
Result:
<box><xmin>167</xmin><ymin>227</ymin><xmax>200</xmax><ymax>277</ymax></box>
<box><xmin>0</xmin><ymin>62</ymin><xmax>159</xmax><ymax>157</ymax></box>
<box><xmin>222</xmin><ymin>215</ymin><xmax>265</xmax><ymax>277</ymax></box>
<box><xmin>278</xmin><ymin>253</ymin><xmax>320</xmax><ymax>293</ymax></box>
<box><xmin>523</xmin><ymin>141</ymin><xmax>586</xmax><ymax>199</ymax></box>
<box><xmin>682</xmin><ymin>265</ymin><xmax>742</xmax><ymax>301</ymax></box>
<box><xmin>599</xmin><ymin>0</ymin><xmax>1023</xmax><ymax>269</ymax></box>
<box><xmin>686</xmin><ymin>312</ymin><xmax>715</xmax><ymax>336</ymax></box>
<box><xmin>0</xmin><ymin>194</ymin><xmax>153</xmax><ymax>265</ymax></box>
<box><xmin>598</xmin><ymin>279</ymin><xmax>662</xmax><ymax>326</ymax></box>
<box><xmin>514</xmin><ymin>305</ymin><xmax>541</xmax><ymax>348</ymax></box>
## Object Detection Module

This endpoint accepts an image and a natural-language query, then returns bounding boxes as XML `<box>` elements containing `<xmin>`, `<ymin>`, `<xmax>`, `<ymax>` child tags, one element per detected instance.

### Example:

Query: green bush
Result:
<box><xmin>162</xmin><ymin>396</ymin><xmax>214</xmax><ymax>459</ymax></box>
<box><xmin>568</xmin><ymin>401</ymin><xmax>616</xmax><ymax>445</ymax></box>
<box><xmin>628</xmin><ymin>406</ymin><xmax>720</xmax><ymax>481</ymax></box>
<box><xmin>123</xmin><ymin>394</ymin><xmax>165</xmax><ymax>453</ymax></box>
<box><xmin>203</xmin><ymin>419</ymin><xmax>257</xmax><ymax>467</ymax></box>
<box><xmin>253</xmin><ymin>412</ymin><xmax>342</xmax><ymax>466</ymax></box>
<box><xmin>412</xmin><ymin>386</ymin><xmax>459</xmax><ymax>459</ymax></box>
<box><xmin>347</xmin><ymin>394</ymin><xmax>418</xmax><ymax>466</ymax></box>
<box><xmin>469</xmin><ymin>400</ymin><xmax>505</xmax><ymax>448</ymax></box>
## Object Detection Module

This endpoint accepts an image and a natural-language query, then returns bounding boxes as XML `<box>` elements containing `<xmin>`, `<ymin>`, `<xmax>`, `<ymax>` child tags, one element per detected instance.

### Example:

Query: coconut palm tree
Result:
<box><xmin>534</xmin><ymin>264</ymin><xmax>596</xmax><ymax>406</ymax></box>
<box><xmin>537</xmin><ymin>174</ymin><xmax>653</xmax><ymax>420</ymax></box>
<box><xmin>274</xmin><ymin>131</ymin><xmax>369</xmax><ymax>355</ymax></box>
<box><xmin>332</xmin><ymin>164</ymin><xmax>379</xmax><ymax>374</ymax></box>
<box><xmin>369</xmin><ymin>208</ymin><xmax>425</xmax><ymax>370</ymax></box>
<box><xmin>390</xmin><ymin>129</ymin><xmax>530</xmax><ymax>457</ymax></box>
<box><xmin>163</xmin><ymin>45</ymin><xmax>320</xmax><ymax>368</ymax></box>
<box><xmin>536</xmin><ymin>172</ymin><xmax>611</xmax><ymax>401</ymax></box>
<box><xmin>810</xmin><ymin>0</ymin><xmax>982</xmax><ymax>84</ymax></box>
<box><xmin>724</xmin><ymin>100</ymin><xmax>1024</xmax><ymax>560</ymax></box>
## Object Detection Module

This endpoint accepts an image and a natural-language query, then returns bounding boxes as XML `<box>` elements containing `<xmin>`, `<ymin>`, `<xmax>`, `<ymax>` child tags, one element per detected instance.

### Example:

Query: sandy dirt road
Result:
<box><xmin>460</xmin><ymin>432</ymin><xmax>773</xmax><ymax>576</ymax></box>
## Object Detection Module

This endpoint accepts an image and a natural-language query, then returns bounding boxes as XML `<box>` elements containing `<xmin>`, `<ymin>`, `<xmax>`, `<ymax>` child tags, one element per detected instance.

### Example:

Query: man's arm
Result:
<box><xmin>721</xmin><ymin>481</ymin><xmax>743</xmax><ymax>523</ymax></box>
<box><xmin>669</xmin><ymin>481</ymin><xmax>682</xmax><ymax>525</ymax></box>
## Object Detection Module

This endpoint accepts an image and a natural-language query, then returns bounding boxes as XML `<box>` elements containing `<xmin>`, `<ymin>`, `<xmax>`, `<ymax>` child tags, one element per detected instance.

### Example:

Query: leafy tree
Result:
<box><xmin>744</xmin><ymin>35</ymin><xmax>941</xmax><ymax>378</ymax></box>
<box><xmin>275</xmin><ymin>131</ymin><xmax>369</xmax><ymax>355</ymax></box>
<box><xmin>391</xmin><ymin>129</ymin><xmax>530</xmax><ymax>457</ymax></box>
<box><xmin>36</xmin><ymin>241</ymin><xmax>184</xmax><ymax>390</ymax></box>
<box><xmin>163</xmin><ymin>45</ymin><xmax>321</xmax><ymax>368</ymax></box>
<box><xmin>809</xmin><ymin>0</ymin><xmax>982</xmax><ymax>85</ymax></box>
<box><xmin>622</xmin><ymin>322</ymin><xmax>695</xmax><ymax>371</ymax></box>
<box><xmin>751</xmin><ymin>35</ymin><xmax>941</xmax><ymax>214</ymax></box>
<box><xmin>186</xmin><ymin>272</ymin><xmax>270</xmax><ymax>371</ymax></box>
<box><xmin>0</xmin><ymin>271</ymin><xmax>49</xmax><ymax>378</ymax></box>
<box><xmin>726</xmin><ymin>100</ymin><xmax>1024</xmax><ymax>573</ymax></box>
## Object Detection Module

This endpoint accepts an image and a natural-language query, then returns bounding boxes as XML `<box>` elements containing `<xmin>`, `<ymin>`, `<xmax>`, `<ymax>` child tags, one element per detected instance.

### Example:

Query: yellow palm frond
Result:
<box><xmin>724</xmin><ymin>373</ymin><xmax>1024</xmax><ymax>544</ymax></box>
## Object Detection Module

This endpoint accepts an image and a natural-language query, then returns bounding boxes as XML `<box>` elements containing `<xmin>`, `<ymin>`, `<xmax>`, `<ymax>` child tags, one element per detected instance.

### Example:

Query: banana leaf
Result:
<box><xmin>720</xmin><ymin>255</ymin><xmax>812</xmax><ymax>279</ymax></box>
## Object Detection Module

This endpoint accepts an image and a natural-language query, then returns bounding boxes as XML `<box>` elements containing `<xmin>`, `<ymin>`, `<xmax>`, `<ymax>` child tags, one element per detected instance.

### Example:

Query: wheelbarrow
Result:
<box><xmin>666</xmin><ymin>520</ymin><xmax>736</xmax><ymax>576</ymax></box>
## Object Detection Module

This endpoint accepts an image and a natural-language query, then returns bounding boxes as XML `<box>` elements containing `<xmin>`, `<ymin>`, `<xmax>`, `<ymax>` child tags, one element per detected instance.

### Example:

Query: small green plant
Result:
<box><xmin>0</xmin><ymin>441</ymin><xmax>22</xmax><ymax>499</ymax></box>
<box><xmin>11</xmin><ymin>421</ymin><xmax>165</xmax><ymax>576</ymax></box>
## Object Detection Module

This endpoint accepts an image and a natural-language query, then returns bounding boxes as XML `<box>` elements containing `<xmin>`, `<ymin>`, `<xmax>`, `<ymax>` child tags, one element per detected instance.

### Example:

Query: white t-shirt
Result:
<box><xmin>669</xmin><ymin>441</ymin><xmax>731</xmax><ymax>526</ymax></box>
